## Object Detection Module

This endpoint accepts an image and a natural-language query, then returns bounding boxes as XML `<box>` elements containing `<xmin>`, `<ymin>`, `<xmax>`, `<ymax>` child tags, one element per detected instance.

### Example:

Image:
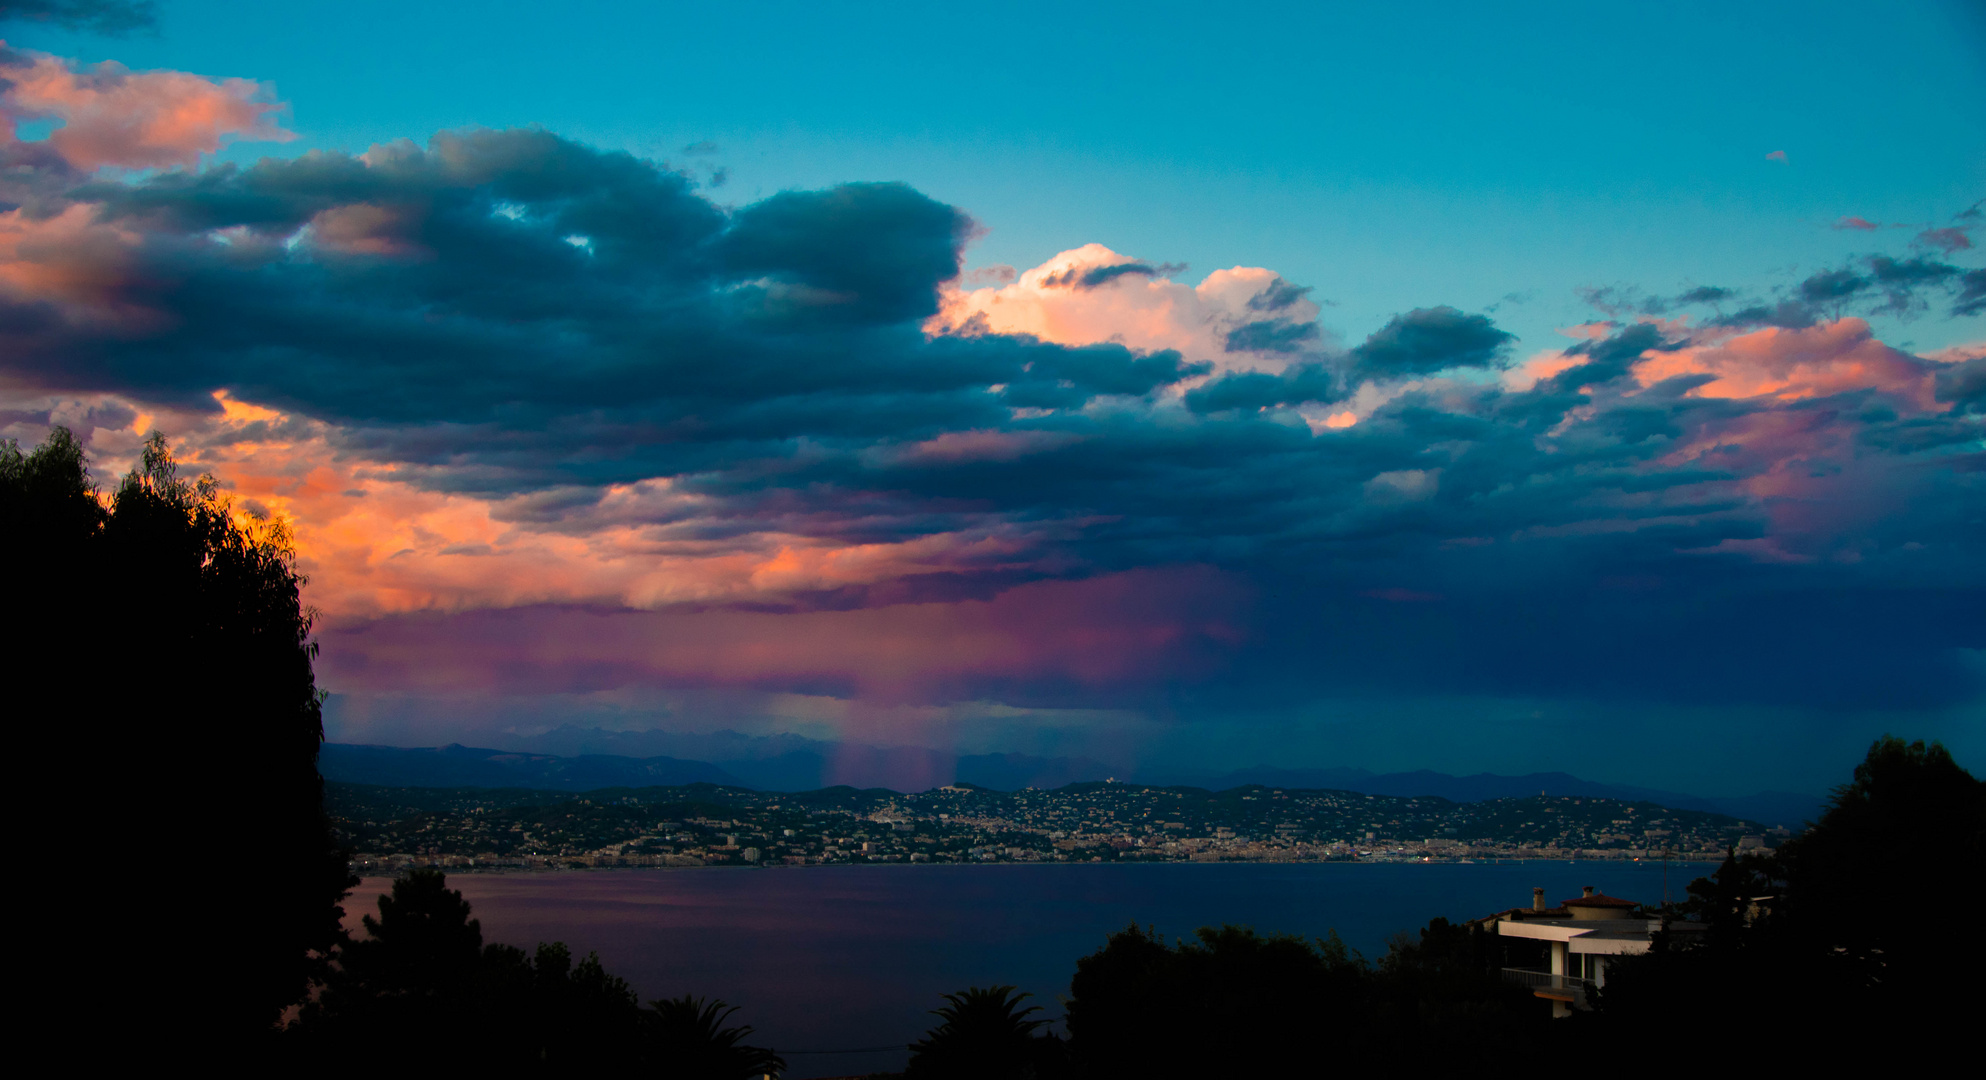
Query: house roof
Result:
<box><xmin>1562</xmin><ymin>893</ymin><xmax>1637</xmax><ymax>908</ymax></box>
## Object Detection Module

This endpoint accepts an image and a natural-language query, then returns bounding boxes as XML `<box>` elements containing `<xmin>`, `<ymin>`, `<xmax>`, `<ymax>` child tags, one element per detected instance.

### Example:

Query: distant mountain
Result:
<box><xmin>958</xmin><ymin>752</ymin><xmax>1120</xmax><ymax>790</ymax></box>
<box><xmin>319</xmin><ymin>734</ymin><xmax>1824</xmax><ymax>828</ymax></box>
<box><xmin>1179</xmin><ymin>765</ymin><xmax>1823</xmax><ymax>828</ymax></box>
<box><xmin>319</xmin><ymin>743</ymin><xmax>745</xmax><ymax>791</ymax></box>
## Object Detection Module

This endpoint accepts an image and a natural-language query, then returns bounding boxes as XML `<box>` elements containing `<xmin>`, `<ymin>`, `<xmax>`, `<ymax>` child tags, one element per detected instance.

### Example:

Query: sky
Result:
<box><xmin>2</xmin><ymin>0</ymin><xmax>1981</xmax><ymax>794</ymax></box>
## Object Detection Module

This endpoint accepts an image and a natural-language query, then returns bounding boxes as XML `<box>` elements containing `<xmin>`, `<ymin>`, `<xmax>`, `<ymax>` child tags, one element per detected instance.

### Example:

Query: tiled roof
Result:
<box><xmin>1561</xmin><ymin>893</ymin><xmax>1637</xmax><ymax>908</ymax></box>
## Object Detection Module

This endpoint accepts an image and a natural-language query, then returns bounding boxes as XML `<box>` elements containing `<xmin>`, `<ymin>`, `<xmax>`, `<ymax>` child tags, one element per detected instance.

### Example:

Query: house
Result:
<box><xmin>1477</xmin><ymin>885</ymin><xmax>1702</xmax><ymax>1017</ymax></box>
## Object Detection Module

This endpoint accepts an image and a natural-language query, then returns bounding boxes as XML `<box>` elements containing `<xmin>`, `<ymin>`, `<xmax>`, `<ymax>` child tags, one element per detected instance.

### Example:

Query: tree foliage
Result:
<box><xmin>1588</xmin><ymin>735</ymin><xmax>1980</xmax><ymax>1056</ymax></box>
<box><xmin>300</xmin><ymin>870</ymin><xmax>786</xmax><ymax>1073</ymax></box>
<box><xmin>648</xmin><ymin>995</ymin><xmax>789</xmax><ymax>1080</ymax></box>
<box><xmin>4</xmin><ymin>429</ymin><xmax>351</xmax><ymax>1055</ymax></box>
<box><xmin>907</xmin><ymin>985</ymin><xmax>1065</xmax><ymax>1080</ymax></box>
<box><xmin>1064</xmin><ymin>924</ymin><xmax>1369</xmax><ymax>1077</ymax></box>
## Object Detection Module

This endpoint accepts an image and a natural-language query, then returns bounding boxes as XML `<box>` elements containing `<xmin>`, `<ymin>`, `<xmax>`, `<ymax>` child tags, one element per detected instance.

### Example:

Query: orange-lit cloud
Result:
<box><xmin>111</xmin><ymin>393</ymin><xmax>1070</xmax><ymax>622</ymax></box>
<box><xmin>1630</xmin><ymin>318</ymin><xmax>1940</xmax><ymax>411</ymax></box>
<box><xmin>1</xmin><ymin>44</ymin><xmax>293</xmax><ymax>171</ymax></box>
<box><xmin>0</xmin><ymin>201</ymin><xmax>150</xmax><ymax>320</ymax></box>
<box><xmin>932</xmin><ymin>244</ymin><xmax>1324</xmax><ymax>373</ymax></box>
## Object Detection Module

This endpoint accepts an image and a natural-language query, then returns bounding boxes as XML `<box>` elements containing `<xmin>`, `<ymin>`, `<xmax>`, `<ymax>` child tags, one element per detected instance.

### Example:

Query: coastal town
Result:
<box><xmin>332</xmin><ymin>779</ymin><xmax>1781</xmax><ymax>874</ymax></box>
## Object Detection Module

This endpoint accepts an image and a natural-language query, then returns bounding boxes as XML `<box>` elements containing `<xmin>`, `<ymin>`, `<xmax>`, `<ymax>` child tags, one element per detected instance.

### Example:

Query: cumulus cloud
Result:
<box><xmin>932</xmin><ymin>243</ymin><xmax>1329</xmax><ymax>373</ymax></box>
<box><xmin>3</xmin><ymin>45</ymin><xmax>1981</xmax><ymax>720</ymax></box>
<box><xmin>1</xmin><ymin>44</ymin><xmax>291</xmax><ymax>173</ymax></box>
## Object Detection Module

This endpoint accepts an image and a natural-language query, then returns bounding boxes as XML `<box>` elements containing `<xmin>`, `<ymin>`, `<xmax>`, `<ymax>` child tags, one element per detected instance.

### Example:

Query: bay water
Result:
<box><xmin>349</xmin><ymin>860</ymin><xmax>1708</xmax><ymax>1075</ymax></box>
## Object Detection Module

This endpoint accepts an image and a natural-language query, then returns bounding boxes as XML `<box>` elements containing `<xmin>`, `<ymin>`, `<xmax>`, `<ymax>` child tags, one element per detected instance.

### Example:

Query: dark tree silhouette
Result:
<box><xmin>4</xmin><ymin>430</ymin><xmax>351</xmax><ymax>1056</ymax></box>
<box><xmin>647</xmin><ymin>995</ymin><xmax>788</xmax><ymax>1079</ymax></box>
<box><xmin>1064</xmin><ymin>924</ymin><xmax>1368</xmax><ymax>1078</ymax></box>
<box><xmin>305</xmin><ymin>870</ymin><xmax>656</xmax><ymax>1068</ymax></box>
<box><xmin>1372</xmin><ymin>916</ymin><xmax>1545</xmax><ymax>1057</ymax></box>
<box><xmin>907</xmin><ymin>985</ymin><xmax>1066</xmax><ymax>1080</ymax></box>
<box><xmin>1588</xmin><ymin>736</ymin><xmax>1980</xmax><ymax>1057</ymax></box>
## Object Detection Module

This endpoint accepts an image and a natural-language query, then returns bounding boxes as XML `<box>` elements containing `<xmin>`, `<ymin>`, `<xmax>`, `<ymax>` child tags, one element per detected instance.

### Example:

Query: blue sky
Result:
<box><xmin>3</xmin><ymin>1</ymin><xmax>1981</xmax><ymax>795</ymax></box>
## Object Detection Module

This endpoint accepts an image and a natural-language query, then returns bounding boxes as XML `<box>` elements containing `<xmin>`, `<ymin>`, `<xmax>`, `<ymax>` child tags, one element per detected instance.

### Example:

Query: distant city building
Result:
<box><xmin>1478</xmin><ymin>885</ymin><xmax>1704</xmax><ymax>1017</ymax></box>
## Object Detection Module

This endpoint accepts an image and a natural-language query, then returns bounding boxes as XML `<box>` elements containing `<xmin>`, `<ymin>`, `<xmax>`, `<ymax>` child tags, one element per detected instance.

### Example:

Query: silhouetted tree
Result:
<box><xmin>1064</xmin><ymin>924</ymin><xmax>1367</xmax><ymax>1078</ymax></box>
<box><xmin>1372</xmin><ymin>916</ymin><xmax>1545</xmax><ymax>1059</ymax></box>
<box><xmin>1588</xmin><ymin>736</ymin><xmax>1980</xmax><ymax>1056</ymax></box>
<box><xmin>907</xmin><ymin>985</ymin><xmax>1067</xmax><ymax>1080</ymax></box>
<box><xmin>304</xmin><ymin>870</ymin><xmax>654</xmax><ymax>1068</ymax></box>
<box><xmin>647</xmin><ymin>995</ymin><xmax>788</xmax><ymax>1079</ymax></box>
<box><xmin>1779</xmin><ymin>736</ymin><xmax>1982</xmax><ymax>950</ymax></box>
<box><xmin>5</xmin><ymin>430</ymin><xmax>350</xmax><ymax>1056</ymax></box>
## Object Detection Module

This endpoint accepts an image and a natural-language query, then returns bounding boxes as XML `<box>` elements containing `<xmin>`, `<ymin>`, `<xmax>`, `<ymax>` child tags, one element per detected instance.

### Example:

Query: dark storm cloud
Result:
<box><xmin>1688</xmin><ymin>252</ymin><xmax>1982</xmax><ymax>325</ymax></box>
<box><xmin>1936</xmin><ymin>355</ymin><xmax>1986</xmax><ymax>414</ymax></box>
<box><xmin>1672</xmin><ymin>285</ymin><xmax>1735</xmax><ymax>306</ymax></box>
<box><xmin>1246</xmin><ymin>278</ymin><xmax>1313</xmax><ymax>312</ymax></box>
<box><xmin>717</xmin><ymin>181</ymin><xmax>974</xmax><ymax>324</ymax></box>
<box><xmin>1184</xmin><ymin>363</ymin><xmax>1336</xmax><ymax>413</ymax></box>
<box><xmin>1347</xmin><ymin>306</ymin><xmax>1514</xmax><ymax>381</ymax></box>
<box><xmin>1547</xmin><ymin>323</ymin><xmax>1683</xmax><ymax>390</ymax></box>
<box><xmin>1222</xmin><ymin>318</ymin><xmax>1321</xmax><ymax>354</ymax></box>
<box><xmin>1955</xmin><ymin>268</ymin><xmax>1986</xmax><ymax>317</ymax></box>
<box><xmin>1036</xmin><ymin>260</ymin><xmax>1187</xmax><ymax>290</ymax></box>
<box><xmin>4</xmin><ymin>124</ymin><xmax>1982</xmax><ymax>715</ymax></box>
<box><xmin>0</xmin><ymin>0</ymin><xmax>156</xmax><ymax>33</ymax></box>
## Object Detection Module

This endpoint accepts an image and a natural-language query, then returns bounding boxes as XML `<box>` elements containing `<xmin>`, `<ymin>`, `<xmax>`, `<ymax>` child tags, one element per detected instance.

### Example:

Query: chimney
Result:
<box><xmin>1583</xmin><ymin>885</ymin><xmax>1596</xmax><ymax>898</ymax></box>
<box><xmin>1532</xmin><ymin>887</ymin><xmax>1545</xmax><ymax>911</ymax></box>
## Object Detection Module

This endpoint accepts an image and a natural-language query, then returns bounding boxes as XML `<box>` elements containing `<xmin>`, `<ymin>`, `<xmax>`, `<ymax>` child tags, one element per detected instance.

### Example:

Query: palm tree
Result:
<box><xmin>907</xmin><ymin>985</ymin><xmax>1065</xmax><ymax>1079</ymax></box>
<box><xmin>647</xmin><ymin>995</ymin><xmax>787</xmax><ymax>1079</ymax></box>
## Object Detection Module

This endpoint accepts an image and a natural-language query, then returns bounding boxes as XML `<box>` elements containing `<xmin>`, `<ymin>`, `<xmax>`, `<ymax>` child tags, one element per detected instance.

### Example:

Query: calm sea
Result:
<box><xmin>349</xmin><ymin>861</ymin><xmax>1708</xmax><ymax>1076</ymax></box>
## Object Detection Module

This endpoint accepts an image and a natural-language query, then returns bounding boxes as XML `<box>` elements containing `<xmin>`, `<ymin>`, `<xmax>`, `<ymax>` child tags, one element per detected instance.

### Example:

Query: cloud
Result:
<box><xmin>0</xmin><ymin>1</ymin><xmax>156</xmax><ymax>34</ymax></box>
<box><xmin>1628</xmin><ymin>318</ymin><xmax>1942</xmax><ymax>411</ymax></box>
<box><xmin>1347</xmin><ymin>306</ymin><xmax>1514</xmax><ymax>381</ymax></box>
<box><xmin>318</xmin><ymin>566</ymin><xmax>1249</xmax><ymax>705</ymax></box>
<box><xmin>1832</xmin><ymin>216</ymin><xmax>1880</xmax><ymax>231</ymax></box>
<box><xmin>2</xmin><ymin>45</ymin><xmax>1981</xmax><ymax>725</ymax></box>
<box><xmin>718</xmin><ymin>181</ymin><xmax>975</xmax><ymax>324</ymax></box>
<box><xmin>1</xmin><ymin>45</ymin><xmax>292</xmax><ymax>173</ymax></box>
<box><xmin>1916</xmin><ymin>226</ymin><xmax>1974</xmax><ymax>254</ymax></box>
<box><xmin>1766</xmin><ymin>150</ymin><xmax>1788</xmax><ymax>163</ymax></box>
<box><xmin>932</xmin><ymin>243</ymin><xmax>1329</xmax><ymax>373</ymax></box>
<box><xmin>1690</xmin><ymin>251</ymin><xmax>1982</xmax><ymax>327</ymax></box>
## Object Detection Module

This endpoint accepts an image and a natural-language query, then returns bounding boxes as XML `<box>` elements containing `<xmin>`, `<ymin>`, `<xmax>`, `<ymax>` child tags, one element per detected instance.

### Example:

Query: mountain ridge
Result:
<box><xmin>320</xmin><ymin>740</ymin><xmax>1824</xmax><ymax>827</ymax></box>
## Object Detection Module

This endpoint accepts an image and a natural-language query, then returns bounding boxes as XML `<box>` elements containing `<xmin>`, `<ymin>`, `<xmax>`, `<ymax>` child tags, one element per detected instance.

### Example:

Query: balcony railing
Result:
<box><xmin>1502</xmin><ymin>968</ymin><xmax>1594</xmax><ymax>1006</ymax></box>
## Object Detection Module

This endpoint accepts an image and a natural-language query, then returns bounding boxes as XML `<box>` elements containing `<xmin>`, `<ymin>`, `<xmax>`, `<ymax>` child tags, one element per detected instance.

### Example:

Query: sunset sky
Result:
<box><xmin>4</xmin><ymin>1</ymin><xmax>1981</xmax><ymax>794</ymax></box>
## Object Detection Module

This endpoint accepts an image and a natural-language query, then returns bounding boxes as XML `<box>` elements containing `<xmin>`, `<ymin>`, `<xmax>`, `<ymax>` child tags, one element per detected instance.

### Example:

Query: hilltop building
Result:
<box><xmin>1477</xmin><ymin>886</ymin><xmax>1703</xmax><ymax>1017</ymax></box>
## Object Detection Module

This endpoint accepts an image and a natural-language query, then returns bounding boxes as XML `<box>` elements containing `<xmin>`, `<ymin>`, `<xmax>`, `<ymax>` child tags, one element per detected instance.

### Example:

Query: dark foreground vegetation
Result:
<box><xmin>6</xmin><ymin>429</ymin><xmax>1979</xmax><ymax>1074</ymax></box>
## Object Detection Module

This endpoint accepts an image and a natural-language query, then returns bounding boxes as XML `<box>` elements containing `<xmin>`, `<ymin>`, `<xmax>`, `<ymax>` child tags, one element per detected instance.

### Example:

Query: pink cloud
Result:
<box><xmin>304</xmin><ymin>203</ymin><xmax>433</xmax><ymax>259</ymax></box>
<box><xmin>870</xmin><ymin>428</ymin><xmax>1083</xmax><ymax>467</ymax></box>
<box><xmin>1630</xmin><ymin>318</ymin><xmax>1939</xmax><ymax>411</ymax></box>
<box><xmin>0</xmin><ymin>201</ymin><xmax>158</xmax><ymax>325</ymax></box>
<box><xmin>1765</xmin><ymin>150</ymin><xmax>1788</xmax><ymax>163</ymax></box>
<box><xmin>1</xmin><ymin>45</ymin><xmax>292</xmax><ymax>171</ymax></box>
<box><xmin>1831</xmin><ymin>216</ymin><xmax>1880</xmax><ymax>231</ymax></box>
<box><xmin>1915</xmin><ymin>226</ymin><xmax>1973</xmax><ymax>253</ymax></box>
